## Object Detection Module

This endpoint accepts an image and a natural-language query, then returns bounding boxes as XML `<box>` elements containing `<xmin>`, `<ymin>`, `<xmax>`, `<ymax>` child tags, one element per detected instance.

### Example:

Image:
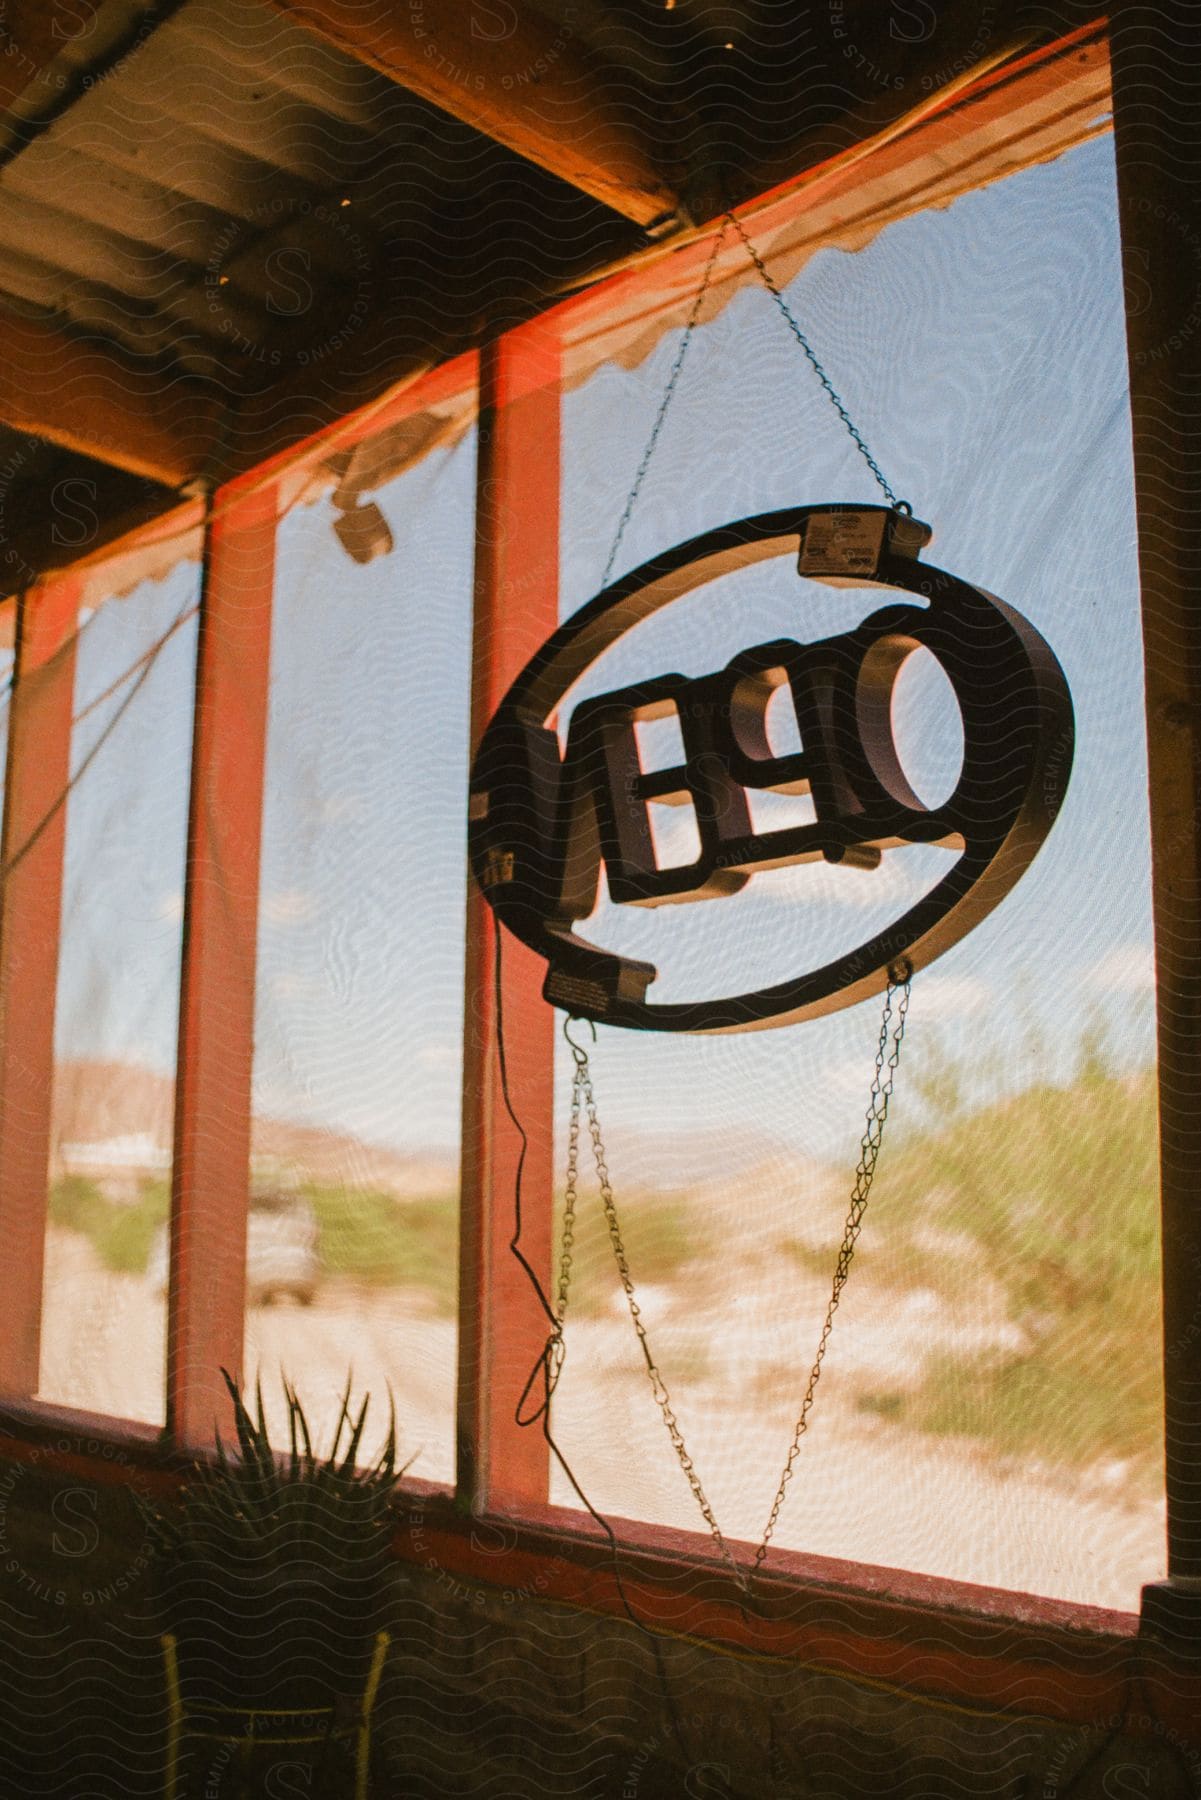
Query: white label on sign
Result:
<box><xmin>798</xmin><ymin>510</ymin><xmax>887</xmax><ymax>578</ymax></box>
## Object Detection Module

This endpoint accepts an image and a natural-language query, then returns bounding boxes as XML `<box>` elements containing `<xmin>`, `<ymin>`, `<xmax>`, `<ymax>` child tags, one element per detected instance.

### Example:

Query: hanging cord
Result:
<box><xmin>492</xmin><ymin>922</ymin><xmax>700</xmax><ymax>1773</ymax></box>
<box><xmin>489</xmin><ymin>228</ymin><xmax>759</xmax><ymax>1756</ymax></box>
<box><xmin>0</xmin><ymin>589</ymin><xmax>199</xmax><ymax>892</ymax></box>
<box><xmin>725</xmin><ymin>209</ymin><xmax>913</xmax><ymax>517</ymax></box>
<box><xmin>0</xmin><ymin>576</ymin><xmax>151</xmax><ymax>714</ymax></box>
<box><xmin>70</xmin><ymin>600</ymin><xmax>198</xmax><ymax>728</ymax></box>
<box><xmin>492</xmin><ymin>916</ymin><xmax>661</xmax><ymax>1626</ymax></box>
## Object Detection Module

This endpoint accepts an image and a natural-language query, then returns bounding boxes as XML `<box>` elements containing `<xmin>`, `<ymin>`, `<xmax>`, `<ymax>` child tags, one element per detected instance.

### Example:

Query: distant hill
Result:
<box><xmin>50</xmin><ymin>1059</ymin><xmax>456</xmax><ymax>1198</ymax></box>
<box><xmin>53</xmin><ymin>1058</ymin><xmax>174</xmax><ymax>1150</ymax></box>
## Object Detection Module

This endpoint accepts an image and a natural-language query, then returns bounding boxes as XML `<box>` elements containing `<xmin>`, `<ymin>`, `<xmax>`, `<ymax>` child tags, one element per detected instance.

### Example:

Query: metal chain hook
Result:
<box><xmin>562</xmin><ymin>1013</ymin><xmax>597</xmax><ymax>1065</ymax></box>
<box><xmin>564</xmin><ymin>198</ymin><xmax>916</xmax><ymax>1574</ymax></box>
<box><xmin>751</xmin><ymin>972</ymin><xmax>911</xmax><ymax>1576</ymax></box>
<box><xmin>568</xmin><ymin>1035</ymin><xmax>749</xmax><ymax>1592</ymax></box>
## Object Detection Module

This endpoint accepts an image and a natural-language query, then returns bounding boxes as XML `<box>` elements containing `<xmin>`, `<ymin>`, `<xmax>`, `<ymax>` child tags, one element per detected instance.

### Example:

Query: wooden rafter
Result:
<box><xmin>0</xmin><ymin>313</ymin><xmax>224</xmax><ymax>488</ymax></box>
<box><xmin>262</xmin><ymin>0</ymin><xmax>679</xmax><ymax>228</ymax></box>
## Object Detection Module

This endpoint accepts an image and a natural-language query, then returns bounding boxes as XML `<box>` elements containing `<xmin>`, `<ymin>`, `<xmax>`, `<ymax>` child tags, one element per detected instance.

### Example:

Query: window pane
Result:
<box><xmin>244</xmin><ymin>428</ymin><xmax>475</xmax><ymax>1485</ymax></box>
<box><xmin>39</xmin><ymin>563</ymin><xmax>200</xmax><ymax>1424</ymax></box>
<box><xmin>548</xmin><ymin>135</ymin><xmax>1162</xmax><ymax>1611</ymax></box>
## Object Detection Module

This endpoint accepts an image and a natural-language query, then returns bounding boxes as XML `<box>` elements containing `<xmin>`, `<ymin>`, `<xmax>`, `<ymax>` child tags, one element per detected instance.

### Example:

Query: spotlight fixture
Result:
<box><xmin>332</xmin><ymin>499</ymin><xmax>394</xmax><ymax>565</ymax></box>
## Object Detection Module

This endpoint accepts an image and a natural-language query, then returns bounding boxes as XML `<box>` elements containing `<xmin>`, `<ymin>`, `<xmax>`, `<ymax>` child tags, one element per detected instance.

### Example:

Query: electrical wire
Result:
<box><xmin>491</xmin><ymin>913</ymin><xmax>704</xmax><ymax>1769</ymax></box>
<box><xmin>69</xmin><ymin>599</ymin><xmax>198</xmax><ymax>729</ymax></box>
<box><xmin>492</xmin><ymin>912</ymin><xmax>656</xmax><ymax>1626</ymax></box>
<box><xmin>0</xmin><ymin>588</ymin><xmax>198</xmax><ymax>891</ymax></box>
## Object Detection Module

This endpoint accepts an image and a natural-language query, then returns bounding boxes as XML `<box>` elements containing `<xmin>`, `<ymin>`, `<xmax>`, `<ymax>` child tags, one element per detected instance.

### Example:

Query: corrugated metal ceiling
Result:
<box><xmin>0</xmin><ymin>1</ymin><xmax>1108</xmax><ymax>590</ymax></box>
<box><xmin>0</xmin><ymin>0</ymin><xmax>627</xmax><ymax>389</ymax></box>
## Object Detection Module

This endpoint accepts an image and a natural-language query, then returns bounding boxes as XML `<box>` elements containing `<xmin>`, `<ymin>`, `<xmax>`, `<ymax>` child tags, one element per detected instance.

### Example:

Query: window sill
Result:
<box><xmin>3</xmin><ymin>1399</ymin><xmax>1196</xmax><ymax>1750</ymax></box>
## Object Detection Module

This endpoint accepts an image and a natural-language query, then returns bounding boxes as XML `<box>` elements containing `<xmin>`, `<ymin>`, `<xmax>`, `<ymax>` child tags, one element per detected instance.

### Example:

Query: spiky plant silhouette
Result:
<box><xmin>144</xmin><ymin>1371</ymin><xmax>409</xmax><ymax>1712</ymax></box>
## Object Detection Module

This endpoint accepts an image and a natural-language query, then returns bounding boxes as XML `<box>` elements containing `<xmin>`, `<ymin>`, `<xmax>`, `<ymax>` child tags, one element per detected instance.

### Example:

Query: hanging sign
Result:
<box><xmin>469</xmin><ymin>504</ymin><xmax>1074</xmax><ymax>1032</ymax></box>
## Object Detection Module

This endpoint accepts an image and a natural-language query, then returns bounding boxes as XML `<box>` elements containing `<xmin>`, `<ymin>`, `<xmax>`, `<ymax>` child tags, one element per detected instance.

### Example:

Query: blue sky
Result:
<box><xmin>36</xmin><ymin>129</ymin><xmax>1153</xmax><ymax>1173</ymax></box>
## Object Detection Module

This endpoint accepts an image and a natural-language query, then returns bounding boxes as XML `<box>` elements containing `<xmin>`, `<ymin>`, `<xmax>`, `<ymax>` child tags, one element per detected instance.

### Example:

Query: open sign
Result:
<box><xmin>469</xmin><ymin>505</ymin><xmax>1074</xmax><ymax>1032</ymax></box>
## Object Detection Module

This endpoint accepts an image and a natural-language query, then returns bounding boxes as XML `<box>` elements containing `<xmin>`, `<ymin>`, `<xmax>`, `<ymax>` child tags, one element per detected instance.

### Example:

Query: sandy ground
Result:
<box><xmin>37</xmin><ymin>1229</ymin><xmax>1165</xmax><ymax>1614</ymax></box>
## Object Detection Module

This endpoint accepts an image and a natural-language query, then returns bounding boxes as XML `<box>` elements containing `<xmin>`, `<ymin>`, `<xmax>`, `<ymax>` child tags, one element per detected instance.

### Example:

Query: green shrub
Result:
<box><xmin>306</xmin><ymin>1182</ymin><xmax>704</xmax><ymax>1318</ymax></box>
<box><xmin>48</xmin><ymin>1175</ymin><xmax>168</xmax><ymax>1275</ymax></box>
<box><xmin>306</xmin><ymin>1186</ymin><xmax>459</xmax><ymax>1312</ymax></box>
<box><xmin>873</xmin><ymin>1054</ymin><xmax>1163</xmax><ymax>1472</ymax></box>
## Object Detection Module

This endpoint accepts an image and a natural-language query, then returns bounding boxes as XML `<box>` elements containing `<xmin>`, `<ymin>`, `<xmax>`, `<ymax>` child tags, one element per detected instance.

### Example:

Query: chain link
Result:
<box><xmin>600</xmin><ymin>222</ymin><xmax>729</xmax><ymax>592</ymax></box>
<box><xmin>562</xmin><ymin>1025</ymin><xmax>748</xmax><ymax>1589</ymax></box>
<box><xmin>558</xmin><ymin>191</ymin><xmax>915</xmax><ymax>1582</ymax></box>
<box><xmin>600</xmin><ymin>206</ymin><xmax>913</xmax><ymax>596</ymax></box>
<box><xmin>752</xmin><ymin>969</ymin><xmax>911</xmax><ymax>1574</ymax></box>
<box><xmin>725</xmin><ymin>211</ymin><xmax>911</xmax><ymax>516</ymax></box>
<box><xmin>554</xmin><ymin>971</ymin><xmax>911</xmax><ymax>1586</ymax></box>
<box><xmin>547</xmin><ymin>1052</ymin><xmax>584</xmax><ymax>1393</ymax></box>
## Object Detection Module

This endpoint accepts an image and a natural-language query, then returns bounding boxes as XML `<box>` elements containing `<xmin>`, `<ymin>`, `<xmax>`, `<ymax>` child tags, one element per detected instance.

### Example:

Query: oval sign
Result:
<box><xmin>469</xmin><ymin>504</ymin><xmax>1074</xmax><ymax>1032</ymax></box>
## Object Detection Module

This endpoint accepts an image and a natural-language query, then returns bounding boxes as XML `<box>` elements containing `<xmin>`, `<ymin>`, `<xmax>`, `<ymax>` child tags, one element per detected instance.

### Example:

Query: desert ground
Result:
<box><xmin>37</xmin><ymin>1228</ymin><xmax>1164</xmax><ymax>1615</ymax></box>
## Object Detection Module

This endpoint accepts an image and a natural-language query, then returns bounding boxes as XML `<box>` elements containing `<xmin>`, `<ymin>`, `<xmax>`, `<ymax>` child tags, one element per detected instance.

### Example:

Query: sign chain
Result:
<box><xmin>752</xmin><ymin>970</ymin><xmax>911</xmax><ymax>1574</ymax></box>
<box><xmin>555</xmin><ymin>969</ymin><xmax>911</xmax><ymax>1583</ymax></box>
<box><xmin>554</xmin><ymin>187</ymin><xmax>914</xmax><ymax>1571</ymax></box>
<box><xmin>725</xmin><ymin>210</ymin><xmax>912</xmax><ymax>517</ymax></box>
<box><xmin>600</xmin><ymin>221</ymin><xmax>729</xmax><ymax>591</ymax></box>
<box><xmin>600</xmin><ymin>212</ymin><xmax>912</xmax><ymax>599</ymax></box>
<box><xmin>561</xmin><ymin>1019</ymin><xmax>748</xmax><ymax>1589</ymax></box>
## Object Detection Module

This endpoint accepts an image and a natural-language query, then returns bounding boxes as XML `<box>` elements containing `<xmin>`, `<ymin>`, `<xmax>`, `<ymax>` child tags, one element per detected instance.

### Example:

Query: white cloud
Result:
<box><xmin>912</xmin><ymin>973</ymin><xmax>992</xmax><ymax>1017</ymax></box>
<box><xmin>270</xmin><ymin>972</ymin><xmax>324</xmax><ymax>1002</ymax></box>
<box><xmin>1083</xmin><ymin>943</ymin><xmax>1156</xmax><ymax>993</ymax></box>
<box><xmin>262</xmin><ymin>890</ymin><xmax>315</xmax><ymax>926</ymax></box>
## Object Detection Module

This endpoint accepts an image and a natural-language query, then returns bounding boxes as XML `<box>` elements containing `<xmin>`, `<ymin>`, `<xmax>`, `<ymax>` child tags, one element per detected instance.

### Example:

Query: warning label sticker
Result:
<box><xmin>797</xmin><ymin>510</ymin><xmax>887</xmax><ymax>579</ymax></box>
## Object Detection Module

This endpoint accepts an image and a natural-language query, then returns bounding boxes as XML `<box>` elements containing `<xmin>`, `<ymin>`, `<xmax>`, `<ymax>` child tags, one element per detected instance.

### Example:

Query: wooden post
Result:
<box><xmin>1110</xmin><ymin>4</ymin><xmax>1201</xmax><ymax>1649</ymax></box>
<box><xmin>457</xmin><ymin>322</ymin><xmax>560</xmax><ymax>1515</ymax></box>
<box><xmin>0</xmin><ymin>579</ymin><xmax>81</xmax><ymax>1397</ymax></box>
<box><xmin>167</xmin><ymin>485</ymin><xmax>277</xmax><ymax>1447</ymax></box>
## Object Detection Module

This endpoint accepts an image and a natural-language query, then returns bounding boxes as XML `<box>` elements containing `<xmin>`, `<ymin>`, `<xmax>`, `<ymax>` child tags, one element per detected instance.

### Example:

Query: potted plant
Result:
<box><xmin>143</xmin><ymin>1372</ymin><xmax>407</xmax><ymax>1795</ymax></box>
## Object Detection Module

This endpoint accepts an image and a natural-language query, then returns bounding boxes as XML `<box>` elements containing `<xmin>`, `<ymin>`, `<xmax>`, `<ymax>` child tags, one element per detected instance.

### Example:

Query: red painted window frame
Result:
<box><xmin>3</xmin><ymin>15</ymin><xmax>1199</xmax><ymax>1721</ymax></box>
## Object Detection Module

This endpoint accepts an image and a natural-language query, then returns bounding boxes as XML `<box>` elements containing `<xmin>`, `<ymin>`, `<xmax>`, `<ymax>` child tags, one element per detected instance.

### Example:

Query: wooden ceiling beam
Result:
<box><xmin>0</xmin><ymin>472</ymin><xmax>185</xmax><ymax>598</ymax></box>
<box><xmin>262</xmin><ymin>0</ymin><xmax>680</xmax><ymax>229</ymax></box>
<box><xmin>0</xmin><ymin>313</ymin><xmax>224</xmax><ymax>488</ymax></box>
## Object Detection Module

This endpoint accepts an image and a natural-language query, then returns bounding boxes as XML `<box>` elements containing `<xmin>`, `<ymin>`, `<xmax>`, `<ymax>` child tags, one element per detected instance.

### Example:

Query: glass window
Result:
<box><xmin>39</xmin><ymin>563</ymin><xmax>200</xmax><ymax>1425</ymax></box>
<box><xmin>547</xmin><ymin>134</ymin><xmax>1160</xmax><ymax>1611</ymax></box>
<box><xmin>243</xmin><ymin>427</ymin><xmax>476</xmax><ymax>1486</ymax></box>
